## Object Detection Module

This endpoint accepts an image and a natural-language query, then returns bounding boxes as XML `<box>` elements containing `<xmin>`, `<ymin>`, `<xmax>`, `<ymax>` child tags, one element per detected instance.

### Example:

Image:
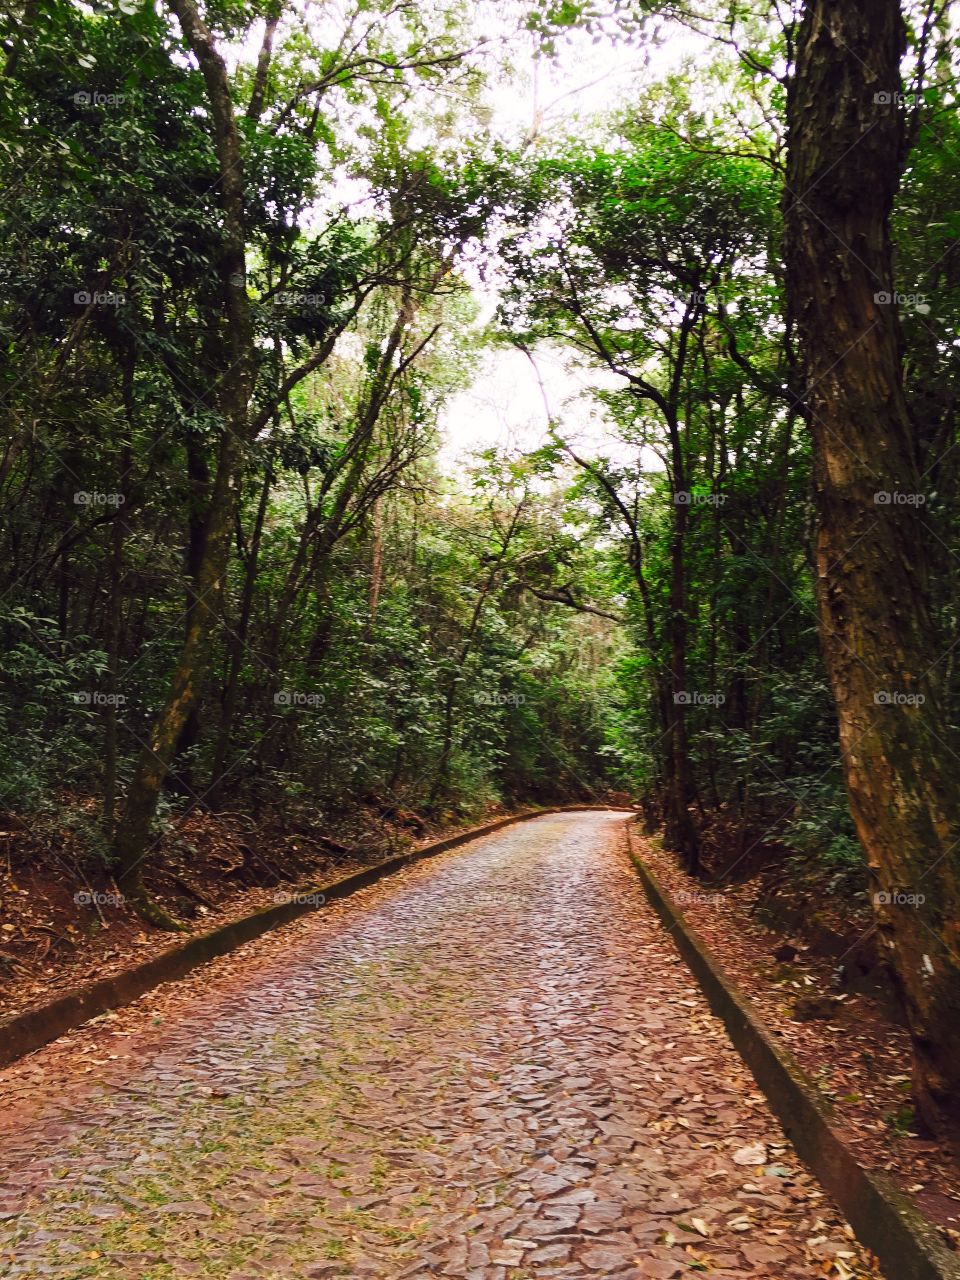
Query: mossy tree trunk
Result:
<box><xmin>783</xmin><ymin>0</ymin><xmax>960</xmax><ymax>1142</ymax></box>
<box><xmin>111</xmin><ymin>0</ymin><xmax>255</xmax><ymax>926</ymax></box>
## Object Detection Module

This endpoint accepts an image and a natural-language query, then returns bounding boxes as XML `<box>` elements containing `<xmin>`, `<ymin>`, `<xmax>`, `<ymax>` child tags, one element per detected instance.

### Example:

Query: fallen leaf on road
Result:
<box><xmin>733</xmin><ymin>1143</ymin><xmax>767</xmax><ymax>1165</ymax></box>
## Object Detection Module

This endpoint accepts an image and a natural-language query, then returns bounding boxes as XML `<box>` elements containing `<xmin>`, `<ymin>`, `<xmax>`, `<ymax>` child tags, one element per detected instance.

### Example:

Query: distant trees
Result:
<box><xmin>0</xmin><ymin>0</ymin><xmax>624</xmax><ymax>923</ymax></box>
<box><xmin>5</xmin><ymin>0</ymin><xmax>960</xmax><ymax>1148</ymax></box>
<box><xmin>497</xmin><ymin>128</ymin><xmax>784</xmax><ymax>875</ymax></box>
<box><xmin>506</xmin><ymin>0</ymin><xmax>960</xmax><ymax>1144</ymax></box>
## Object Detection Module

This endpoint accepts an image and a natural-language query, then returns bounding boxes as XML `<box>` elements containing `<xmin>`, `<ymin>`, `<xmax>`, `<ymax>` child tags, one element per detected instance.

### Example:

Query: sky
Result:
<box><xmin>438</xmin><ymin>343</ymin><xmax>620</xmax><ymax>467</ymax></box>
<box><xmin>232</xmin><ymin>2</ymin><xmax>707</xmax><ymax>472</ymax></box>
<box><xmin>437</xmin><ymin>13</ymin><xmax>706</xmax><ymax>469</ymax></box>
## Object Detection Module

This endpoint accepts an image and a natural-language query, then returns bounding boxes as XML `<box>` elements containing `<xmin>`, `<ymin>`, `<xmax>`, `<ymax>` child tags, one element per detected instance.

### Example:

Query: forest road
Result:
<box><xmin>0</xmin><ymin>809</ymin><xmax>879</xmax><ymax>1278</ymax></box>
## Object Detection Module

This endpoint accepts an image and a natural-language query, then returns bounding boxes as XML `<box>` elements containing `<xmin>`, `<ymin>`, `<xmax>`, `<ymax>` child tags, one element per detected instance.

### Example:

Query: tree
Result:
<box><xmin>496</xmin><ymin>127</ymin><xmax>779</xmax><ymax>871</ymax></box>
<box><xmin>108</xmin><ymin>0</ymin><xmax>257</xmax><ymax>925</ymax></box>
<box><xmin>104</xmin><ymin>0</ymin><xmax>486</xmax><ymax>919</ymax></box>
<box><xmin>783</xmin><ymin>0</ymin><xmax>960</xmax><ymax>1141</ymax></box>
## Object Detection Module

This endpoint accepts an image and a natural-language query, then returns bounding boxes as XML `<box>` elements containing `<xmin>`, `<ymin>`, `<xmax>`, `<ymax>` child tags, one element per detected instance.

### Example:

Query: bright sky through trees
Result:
<box><xmin>436</xmin><ymin>12</ymin><xmax>706</xmax><ymax>464</ymax></box>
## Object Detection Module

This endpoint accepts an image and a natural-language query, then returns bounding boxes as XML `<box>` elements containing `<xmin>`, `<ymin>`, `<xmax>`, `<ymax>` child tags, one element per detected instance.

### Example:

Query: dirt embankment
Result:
<box><xmin>638</xmin><ymin>824</ymin><xmax>960</xmax><ymax>1241</ymax></box>
<box><xmin>0</xmin><ymin>798</ymin><xmax>497</xmax><ymax>1021</ymax></box>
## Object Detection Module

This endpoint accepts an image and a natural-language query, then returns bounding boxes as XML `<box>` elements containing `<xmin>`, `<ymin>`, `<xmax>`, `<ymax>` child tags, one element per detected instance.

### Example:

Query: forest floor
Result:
<box><xmin>0</xmin><ymin>799</ymin><xmax>524</xmax><ymax>1021</ymax></box>
<box><xmin>640</xmin><ymin>835</ymin><xmax>960</xmax><ymax>1238</ymax></box>
<box><xmin>0</xmin><ymin>810</ymin><xmax>881</xmax><ymax>1279</ymax></box>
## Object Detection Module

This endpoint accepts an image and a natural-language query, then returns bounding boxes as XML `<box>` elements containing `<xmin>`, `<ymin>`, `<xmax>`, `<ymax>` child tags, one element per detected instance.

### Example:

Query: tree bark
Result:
<box><xmin>783</xmin><ymin>0</ymin><xmax>960</xmax><ymax>1141</ymax></box>
<box><xmin>168</xmin><ymin>431</ymin><xmax>212</xmax><ymax>795</ymax></box>
<box><xmin>366</xmin><ymin>494</ymin><xmax>385</xmax><ymax>634</ymax></box>
<box><xmin>111</xmin><ymin>0</ymin><xmax>255</xmax><ymax>926</ymax></box>
<box><xmin>208</xmin><ymin>456</ymin><xmax>273</xmax><ymax>804</ymax></box>
<box><xmin>665</xmin><ymin>484</ymin><xmax>700</xmax><ymax>873</ymax></box>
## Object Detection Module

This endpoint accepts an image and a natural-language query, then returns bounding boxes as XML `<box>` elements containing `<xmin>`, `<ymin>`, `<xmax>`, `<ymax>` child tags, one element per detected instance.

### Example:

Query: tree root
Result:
<box><xmin>119</xmin><ymin>877</ymin><xmax>185</xmax><ymax>932</ymax></box>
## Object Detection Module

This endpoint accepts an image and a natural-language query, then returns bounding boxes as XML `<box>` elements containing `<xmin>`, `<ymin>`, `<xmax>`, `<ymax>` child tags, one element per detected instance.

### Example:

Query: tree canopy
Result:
<box><xmin>4</xmin><ymin>0</ymin><xmax>960</xmax><ymax>1143</ymax></box>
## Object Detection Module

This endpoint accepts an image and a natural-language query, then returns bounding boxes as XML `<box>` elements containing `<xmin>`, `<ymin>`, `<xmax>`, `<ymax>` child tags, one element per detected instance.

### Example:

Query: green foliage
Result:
<box><xmin>0</xmin><ymin>607</ymin><xmax>107</xmax><ymax>807</ymax></box>
<box><xmin>2</xmin><ymin>0</ymin><xmax>954</xmax><ymax>900</ymax></box>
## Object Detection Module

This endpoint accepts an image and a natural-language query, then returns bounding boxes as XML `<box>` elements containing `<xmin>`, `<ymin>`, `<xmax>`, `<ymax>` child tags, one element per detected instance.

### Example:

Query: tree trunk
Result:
<box><xmin>664</xmin><ymin>487</ymin><xmax>700</xmax><ymax>872</ymax></box>
<box><xmin>112</xmin><ymin>429</ymin><xmax>246</xmax><ymax>926</ymax></box>
<box><xmin>168</xmin><ymin>431</ymin><xmax>212</xmax><ymax>795</ymax></box>
<box><xmin>784</xmin><ymin>0</ymin><xmax>960</xmax><ymax>1141</ymax></box>
<box><xmin>111</xmin><ymin>0</ymin><xmax>255</xmax><ymax>927</ymax></box>
<box><xmin>264</xmin><ymin>293</ymin><xmax>415</xmax><ymax>676</ymax></box>
<box><xmin>104</xmin><ymin>363</ymin><xmax>133</xmax><ymax>834</ymax></box>
<box><xmin>208</xmin><ymin>458</ymin><xmax>273</xmax><ymax>803</ymax></box>
<box><xmin>103</xmin><ymin>506</ymin><xmax>122</xmax><ymax>835</ymax></box>
<box><xmin>429</xmin><ymin>498</ymin><xmax>526</xmax><ymax>807</ymax></box>
<box><xmin>366</xmin><ymin>494</ymin><xmax>385</xmax><ymax>634</ymax></box>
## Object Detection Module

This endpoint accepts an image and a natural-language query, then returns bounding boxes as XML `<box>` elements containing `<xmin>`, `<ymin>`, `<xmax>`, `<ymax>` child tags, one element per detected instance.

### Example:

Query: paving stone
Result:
<box><xmin>0</xmin><ymin>813</ymin><xmax>878</xmax><ymax>1279</ymax></box>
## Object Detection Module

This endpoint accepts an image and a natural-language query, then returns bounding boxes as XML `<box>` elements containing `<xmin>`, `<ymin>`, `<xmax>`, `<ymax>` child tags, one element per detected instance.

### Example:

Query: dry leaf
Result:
<box><xmin>733</xmin><ymin>1142</ymin><xmax>767</xmax><ymax>1165</ymax></box>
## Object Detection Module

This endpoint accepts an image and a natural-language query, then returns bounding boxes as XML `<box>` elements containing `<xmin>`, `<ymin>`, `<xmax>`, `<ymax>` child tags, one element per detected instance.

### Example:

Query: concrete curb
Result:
<box><xmin>0</xmin><ymin>804</ymin><xmax>625</xmax><ymax>1071</ymax></box>
<box><xmin>626</xmin><ymin>824</ymin><xmax>960</xmax><ymax>1280</ymax></box>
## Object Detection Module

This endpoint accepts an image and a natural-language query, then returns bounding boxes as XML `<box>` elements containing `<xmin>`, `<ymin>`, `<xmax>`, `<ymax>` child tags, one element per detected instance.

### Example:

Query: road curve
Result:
<box><xmin>0</xmin><ymin>810</ymin><xmax>877</xmax><ymax>1278</ymax></box>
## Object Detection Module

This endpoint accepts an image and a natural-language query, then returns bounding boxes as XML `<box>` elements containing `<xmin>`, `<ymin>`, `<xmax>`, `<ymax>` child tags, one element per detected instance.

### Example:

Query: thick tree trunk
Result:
<box><xmin>784</xmin><ymin>0</ymin><xmax>960</xmax><ymax>1141</ymax></box>
<box><xmin>102</xmin><ymin>506</ymin><xmax>122</xmax><ymax>835</ymax></box>
<box><xmin>168</xmin><ymin>432</ymin><xmax>212</xmax><ymax>795</ymax></box>
<box><xmin>664</xmin><ymin>492</ymin><xmax>700</xmax><ymax>873</ymax></box>
<box><xmin>113</xmin><ymin>431</ymin><xmax>246</xmax><ymax>926</ymax></box>
<box><xmin>111</xmin><ymin>0</ymin><xmax>255</xmax><ymax>926</ymax></box>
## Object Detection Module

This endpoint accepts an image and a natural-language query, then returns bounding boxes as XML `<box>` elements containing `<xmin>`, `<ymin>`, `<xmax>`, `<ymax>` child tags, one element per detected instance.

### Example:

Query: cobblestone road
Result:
<box><xmin>0</xmin><ymin>811</ymin><xmax>878</xmax><ymax>1278</ymax></box>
